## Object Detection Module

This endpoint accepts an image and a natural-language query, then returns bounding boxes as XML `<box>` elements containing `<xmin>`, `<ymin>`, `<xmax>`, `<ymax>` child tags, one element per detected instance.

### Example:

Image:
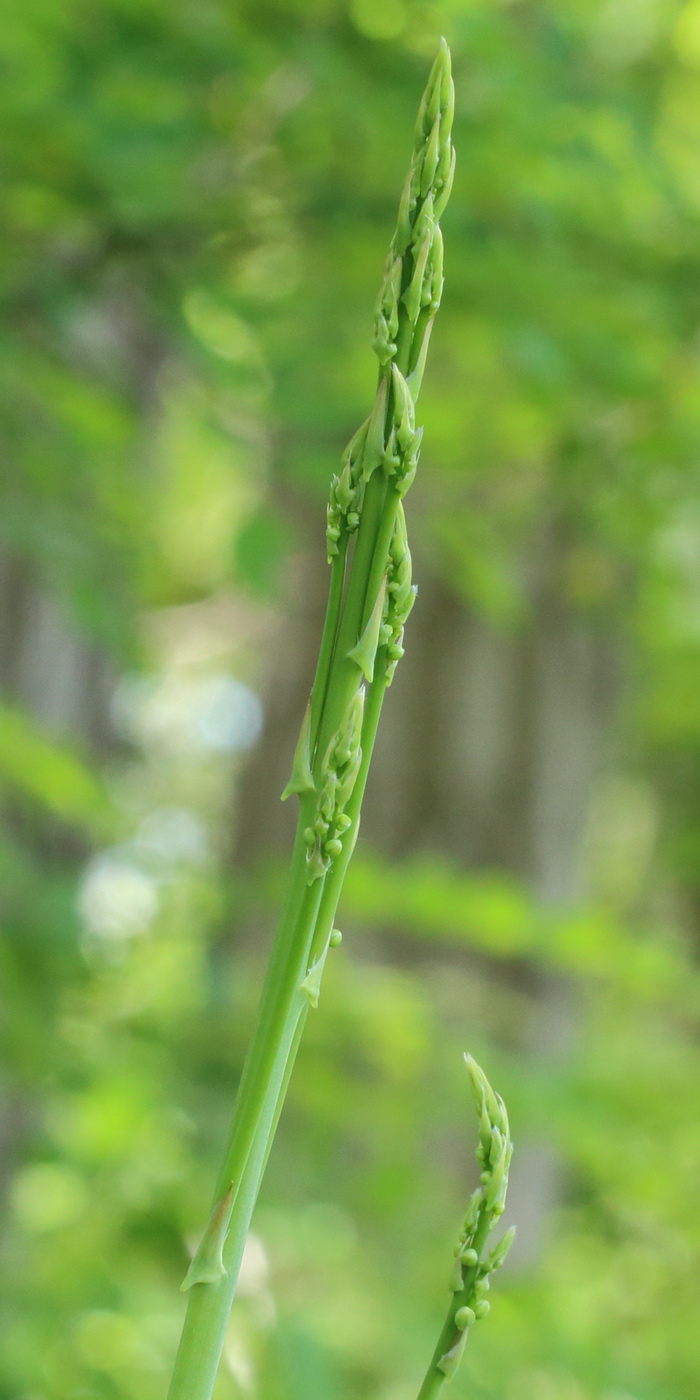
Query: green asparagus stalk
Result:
<box><xmin>415</xmin><ymin>1057</ymin><xmax>515</xmax><ymax>1399</ymax></box>
<box><xmin>166</xmin><ymin>41</ymin><xmax>455</xmax><ymax>1400</ymax></box>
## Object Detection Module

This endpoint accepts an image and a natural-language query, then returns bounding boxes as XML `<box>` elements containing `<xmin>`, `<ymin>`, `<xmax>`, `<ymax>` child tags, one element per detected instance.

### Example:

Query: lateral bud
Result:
<box><xmin>326</xmin><ymin>419</ymin><xmax>369</xmax><ymax>559</ymax></box>
<box><xmin>397</xmin><ymin>426</ymin><xmax>423</xmax><ymax>496</ymax></box>
<box><xmin>455</xmin><ymin>1305</ymin><xmax>475</xmax><ymax>1330</ymax></box>
<box><xmin>416</xmin><ymin>37</ymin><xmax>447</xmax><ymax>139</ymax></box>
<box><xmin>404</xmin><ymin>219</ymin><xmax>433</xmax><ymax>325</ymax></box>
<box><xmin>391</xmin><ymin>364</ymin><xmax>416</xmax><ymax>448</ymax></box>
<box><xmin>420</xmin><ymin>111</ymin><xmax>441</xmax><ymax>198</ymax></box>
<box><xmin>305</xmin><ymin>688</ymin><xmax>365</xmax><ymax>883</ymax></box>
<box><xmin>412</xmin><ymin>190</ymin><xmax>435</xmax><ymax>245</ymax></box>
<box><xmin>337</xmin><ymin>695</ymin><xmax>364</xmax><ymax>776</ymax></box>
<box><xmin>395</xmin><ymin>170</ymin><xmax>416</xmax><ymax>255</ymax></box>
<box><xmin>433</xmin><ymin>144</ymin><xmax>456</xmax><ymax>221</ymax></box>
<box><xmin>485</xmin><ymin>1226</ymin><xmax>516</xmax><ymax>1273</ymax></box>
<box><xmin>462</xmin><ymin>1188</ymin><xmax>483</xmax><ymax>1239</ymax></box>
<box><xmin>373</xmin><ymin>254</ymin><xmax>402</xmax><ymax>366</ymax></box>
<box><xmin>427</xmin><ymin>225</ymin><xmax>444</xmax><ymax>313</ymax></box>
<box><xmin>382</xmin><ymin>426</ymin><xmax>401</xmax><ymax>477</ymax></box>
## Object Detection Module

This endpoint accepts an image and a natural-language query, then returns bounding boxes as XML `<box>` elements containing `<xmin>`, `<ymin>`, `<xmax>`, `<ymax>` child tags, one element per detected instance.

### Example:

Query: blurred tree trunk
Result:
<box><xmin>0</xmin><ymin>550</ymin><xmax>115</xmax><ymax>751</ymax></box>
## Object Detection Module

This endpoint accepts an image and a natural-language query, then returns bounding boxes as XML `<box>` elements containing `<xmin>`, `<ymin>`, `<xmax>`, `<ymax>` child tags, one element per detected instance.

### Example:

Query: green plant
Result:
<box><xmin>166</xmin><ymin>42</ymin><xmax>511</xmax><ymax>1400</ymax></box>
<box><xmin>415</xmin><ymin>1057</ymin><xmax>515</xmax><ymax>1399</ymax></box>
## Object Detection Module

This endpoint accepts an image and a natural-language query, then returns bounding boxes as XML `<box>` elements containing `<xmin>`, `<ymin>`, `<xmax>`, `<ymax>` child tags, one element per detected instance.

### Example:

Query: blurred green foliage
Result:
<box><xmin>2</xmin><ymin>2</ymin><xmax>700</xmax><ymax>1399</ymax></box>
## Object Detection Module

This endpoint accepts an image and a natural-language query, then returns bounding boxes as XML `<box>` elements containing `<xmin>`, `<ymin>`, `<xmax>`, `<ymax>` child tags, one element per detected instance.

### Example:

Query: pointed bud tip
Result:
<box><xmin>433</xmin><ymin>37</ymin><xmax>452</xmax><ymax>82</ymax></box>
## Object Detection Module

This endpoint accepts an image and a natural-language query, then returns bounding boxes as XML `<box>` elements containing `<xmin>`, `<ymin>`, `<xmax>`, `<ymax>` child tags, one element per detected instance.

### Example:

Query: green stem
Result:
<box><xmin>212</xmin><ymin>826</ymin><xmax>317</xmax><ymax>1189</ymax></box>
<box><xmin>167</xmin><ymin>533</ymin><xmax>393</xmax><ymax>1400</ymax></box>
<box><xmin>415</xmin><ymin>1212</ymin><xmax>491</xmax><ymax>1400</ymax></box>
<box><xmin>167</xmin><ymin>1007</ymin><xmax>309</xmax><ymax>1400</ymax></box>
<box><xmin>313</xmin><ymin>467</ymin><xmax>389</xmax><ymax>767</ymax></box>
<box><xmin>309</xmin><ymin>546</ymin><xmax>347</xmax><ymax>753</ymax></box>
<box><xmin>167</xmin><ymin>815</ymin><xmax>320</xmax><ymax>1399</ymax></box>
<box><xmin>167</xmin><ymin>679</ymin><xmax>391</xmax><ymax>1400</ymax></box>
<box><xmin>305</xmin><ymin>655</ymin><xmax>389</xmax><ymax>969</ymax></box>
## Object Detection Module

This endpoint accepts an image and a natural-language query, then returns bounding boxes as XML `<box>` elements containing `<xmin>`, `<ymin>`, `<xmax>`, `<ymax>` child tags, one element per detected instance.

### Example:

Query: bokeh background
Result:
<box><xmin>3</xmin><ymin>1</ymin><xmax>700</xmax><ymax>1397</ymax></box>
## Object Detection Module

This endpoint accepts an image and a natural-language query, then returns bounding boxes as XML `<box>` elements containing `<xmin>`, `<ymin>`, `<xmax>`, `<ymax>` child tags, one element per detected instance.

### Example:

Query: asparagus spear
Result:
<box><xmin>167</xmin><ymin>41</ymin><xmax>455</xmax><ymax>1400</ymax></box>
<box><xmin>416</xmin><ymin>1056</ymin><xmax>515</xmax><ymax>1400</ymax></box>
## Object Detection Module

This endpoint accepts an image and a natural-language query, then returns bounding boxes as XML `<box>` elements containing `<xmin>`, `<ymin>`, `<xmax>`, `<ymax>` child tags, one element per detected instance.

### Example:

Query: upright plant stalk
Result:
<box><xmin>167</xmin><ymin>41</ymin><xmax>455</xmax><ymax>1400</ymax></box>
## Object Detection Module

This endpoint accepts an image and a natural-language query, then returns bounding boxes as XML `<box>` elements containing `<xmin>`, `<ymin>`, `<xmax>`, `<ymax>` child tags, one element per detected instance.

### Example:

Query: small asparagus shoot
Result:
<box><xmin>416</xmin><ymin>1056</ymin><xmax>515</xmax><ymax>1400</ymax></box>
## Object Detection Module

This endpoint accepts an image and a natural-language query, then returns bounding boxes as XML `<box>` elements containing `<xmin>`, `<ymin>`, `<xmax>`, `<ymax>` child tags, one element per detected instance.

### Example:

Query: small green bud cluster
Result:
<box><xmin>346</xmin><ymin>501</ymin><xmax>416</xmax><ymax>690</ymax></box>
<box><xmin>466</xmin><ymin>1052</ymin><xmax>512</xmax><ymax>1222</ymax></box>
<box><xmin>379</xmin><ymin>39</ymin><xmax>454</xmax><ymax>372</ymax></box>
<box><xmin>381</xmin><ymin>364</ymin><xmax>423</xmax><ymax>497</ymax></box>
<box><xmin>326</xmin><ymin>40</ymin><xmax>453</xmax><ymax>567</ymax></box>
<box><xmin>372</xmin><ymin>253</ymin><xmax>402</xmax><ymax>365</ymax></box>
<box><xmin>380</xmin><ymin>504</ymin><xmax>417</xmax><ymax>684</ymax></box>
<box><xmin>436</xmin><ymin>1055</ymin><xmax>515</xmax><ymax>1383</ymax></box>
<box><xmin>327</xmin><ymin>339</ymin><xmax>422</xmax><ymax>572</ymax></box>
<box><xmin>303</xmin><ymin>687</ymin><xmax>365</xmax><ymax>883</ymax></box>
<box><xmin>326</xmin><ymin>418</ymin><xmax>369</xmax><ymax>563</ymax></box>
